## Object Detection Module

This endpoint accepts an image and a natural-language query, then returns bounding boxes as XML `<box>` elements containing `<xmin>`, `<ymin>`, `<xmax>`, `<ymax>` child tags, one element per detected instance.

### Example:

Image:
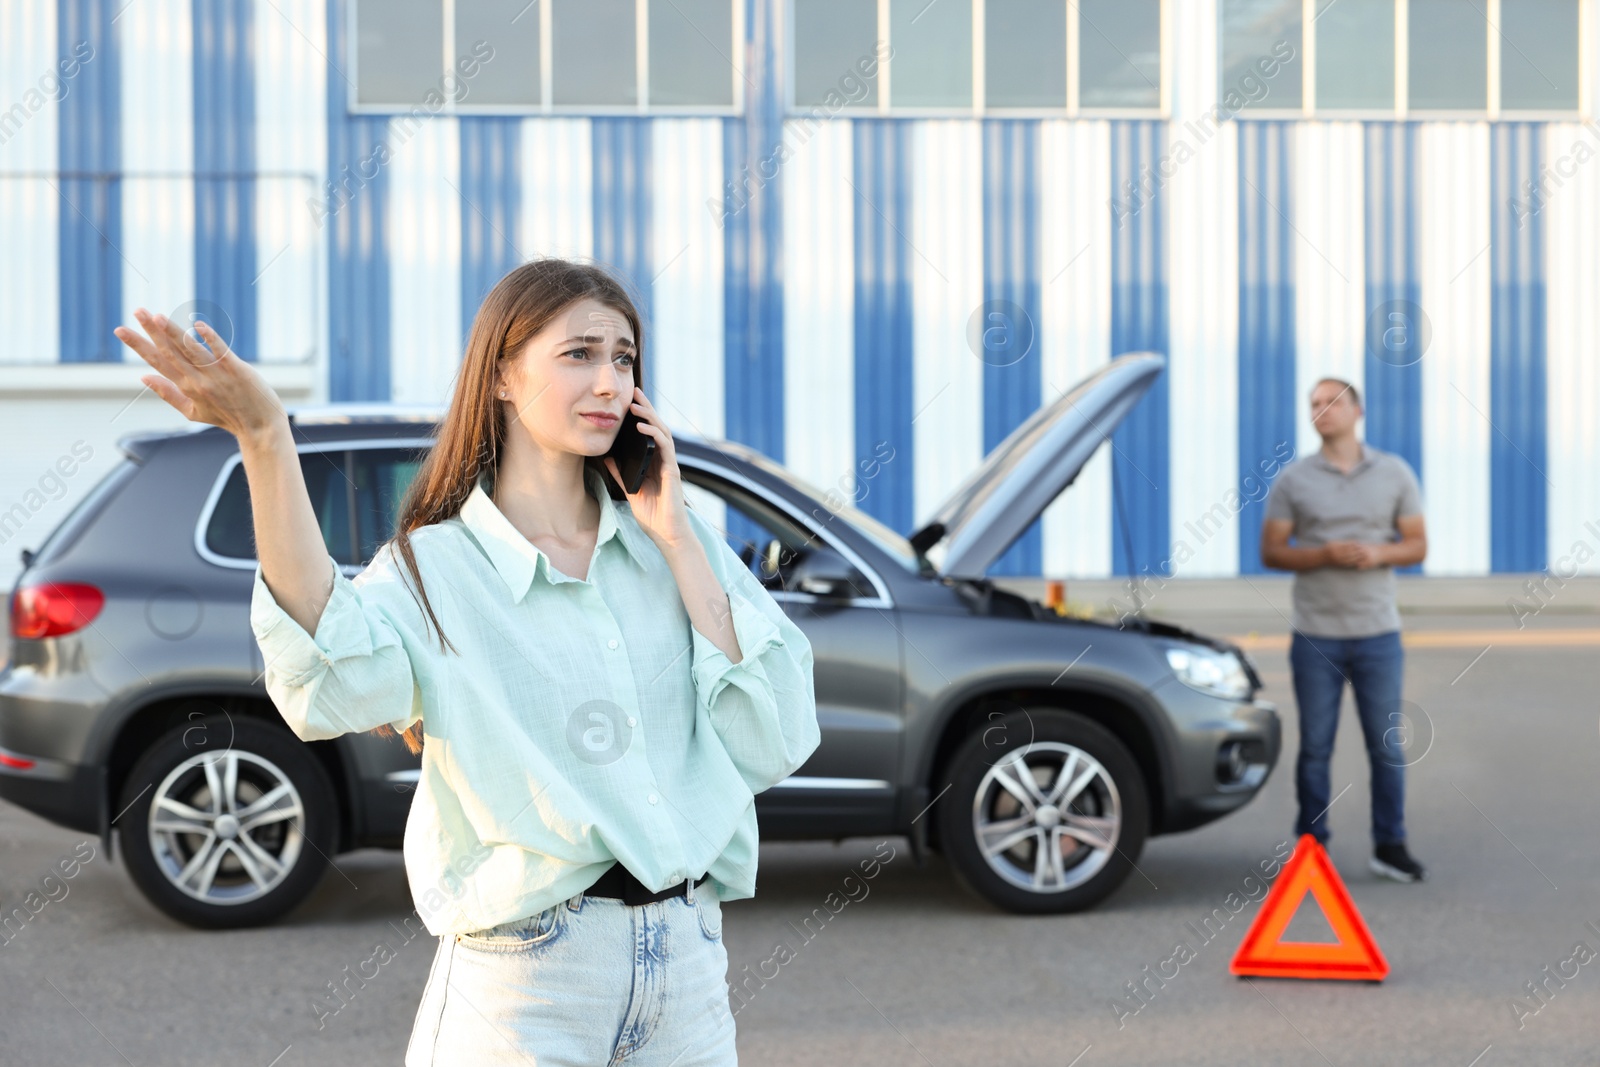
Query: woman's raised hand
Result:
<box><xmin>113</xmin><ymin>308</ymin><xmax>287</xmax><ymax>441</ymax></box>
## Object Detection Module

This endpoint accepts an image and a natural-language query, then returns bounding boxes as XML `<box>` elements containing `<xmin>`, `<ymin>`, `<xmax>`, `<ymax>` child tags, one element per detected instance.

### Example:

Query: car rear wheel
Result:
<box><xmin>117</xmin><ymin>715</ymin><xmax>339</xmax><ymax>929</ymax></box>
<box><xmin>937</xmin><ymin>708</ymin><xmax>1149</xmax><ymax>914</ymax></box>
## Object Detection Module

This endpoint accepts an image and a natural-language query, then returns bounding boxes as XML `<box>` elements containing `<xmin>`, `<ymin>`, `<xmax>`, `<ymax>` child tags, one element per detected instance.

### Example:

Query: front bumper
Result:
<box><xmin>1156</xmin><ymin>693</ymin><xmax>1282</xmax><ymax>834</ymax></box>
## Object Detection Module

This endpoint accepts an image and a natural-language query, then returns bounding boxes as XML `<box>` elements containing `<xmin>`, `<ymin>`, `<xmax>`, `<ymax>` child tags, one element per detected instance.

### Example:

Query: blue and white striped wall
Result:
<box><xmin>4</xmin><ymin>0</ymin><xmax>1599</xmax><ymax>579</ymax></box>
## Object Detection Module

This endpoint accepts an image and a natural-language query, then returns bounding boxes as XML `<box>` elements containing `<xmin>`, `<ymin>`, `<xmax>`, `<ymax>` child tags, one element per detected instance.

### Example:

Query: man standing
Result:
<box><xmin>1261</xmin><ymin>378</ymin><xmax>1429</xmax><ymax>882</ymax></box>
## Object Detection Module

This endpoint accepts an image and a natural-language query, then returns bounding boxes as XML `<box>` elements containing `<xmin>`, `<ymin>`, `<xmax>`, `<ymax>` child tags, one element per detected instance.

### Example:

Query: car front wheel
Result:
<box><xmin>116</xmin><ymin>715</ymin><xmax>339</xmax><ymax>929</ymax></box>
<box><xmin>937</xmin><ymin>708</ymin><xmax>1149</xmax><ymax>914</ymax></box>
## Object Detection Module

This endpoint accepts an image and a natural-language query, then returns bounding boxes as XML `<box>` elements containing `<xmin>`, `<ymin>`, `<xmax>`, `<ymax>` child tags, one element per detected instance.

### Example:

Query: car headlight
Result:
<box><xmin>1165</xmin><ymin>644</ymin><xmax>1252</xmax><ymax>699</ymax></box>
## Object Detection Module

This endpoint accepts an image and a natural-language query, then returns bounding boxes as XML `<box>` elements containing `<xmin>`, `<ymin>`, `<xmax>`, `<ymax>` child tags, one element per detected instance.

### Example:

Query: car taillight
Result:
<box><xmin>10</xmin><ymin>582</ymin><xmax>105</xmax><ymax>639</ymax></box>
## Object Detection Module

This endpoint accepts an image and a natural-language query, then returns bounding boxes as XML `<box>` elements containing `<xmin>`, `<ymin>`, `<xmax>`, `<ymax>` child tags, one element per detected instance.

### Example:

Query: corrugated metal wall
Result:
<box><xmin>3</xmin><ymin>0</ymin><xmax>1597</xmax><ymax>580</ymax></box>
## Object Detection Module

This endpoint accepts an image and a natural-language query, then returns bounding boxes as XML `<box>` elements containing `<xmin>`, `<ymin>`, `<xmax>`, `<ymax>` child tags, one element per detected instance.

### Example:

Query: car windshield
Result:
<box><xmin>741</xmin><ymin>455</ymin><xmax>926</xmax><ymax>575</ymax></box>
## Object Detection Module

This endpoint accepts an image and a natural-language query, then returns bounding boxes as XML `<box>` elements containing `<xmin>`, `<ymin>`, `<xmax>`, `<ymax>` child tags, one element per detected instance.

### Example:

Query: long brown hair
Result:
<box><xmin>369</xmin><ymin>257</ymin><xmax>647</xmax><ymax>756</ymax></box>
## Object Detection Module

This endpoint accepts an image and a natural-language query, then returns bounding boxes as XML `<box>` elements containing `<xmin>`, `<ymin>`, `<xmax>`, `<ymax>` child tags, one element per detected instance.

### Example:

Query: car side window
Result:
<box><xmin>351</xmin><ymin>447</ymin><xmax>428</xmax><ymax>564</ymax></box>
<box><xmin>204</xmin><ymin>450</ymin><xmax>358</xmax><ymax>566</ymax></box>
<box><xmin>680</xmin><ymin>473</ymin><xmax>817</xmax><ymax>592</ymax></box>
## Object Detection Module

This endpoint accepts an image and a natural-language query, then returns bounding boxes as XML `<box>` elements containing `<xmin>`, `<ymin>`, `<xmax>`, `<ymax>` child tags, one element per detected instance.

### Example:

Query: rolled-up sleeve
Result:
<box><xmin>685</xmin><ymin>509</ymin><xmax>822</xmax><ymax>794</ymax></box>
<box><xmin>250</xmin><ymin>549</ymin><xmax>423</xmax><ymax>743</ymax></box>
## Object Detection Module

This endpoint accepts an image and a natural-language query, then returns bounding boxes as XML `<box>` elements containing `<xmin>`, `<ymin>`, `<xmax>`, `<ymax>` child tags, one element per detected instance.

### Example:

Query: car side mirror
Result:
<box><xmin>789</xmin><ymin>545</ymin><xmax>872</xmax><ymax>599</ymax></box>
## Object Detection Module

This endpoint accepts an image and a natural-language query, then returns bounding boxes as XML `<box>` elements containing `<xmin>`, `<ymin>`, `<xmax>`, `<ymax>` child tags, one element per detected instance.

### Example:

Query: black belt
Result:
<box><xmin>584</xmin><ymin>861</ymin><xmax>708</xmax><ymax>905</ymax></box>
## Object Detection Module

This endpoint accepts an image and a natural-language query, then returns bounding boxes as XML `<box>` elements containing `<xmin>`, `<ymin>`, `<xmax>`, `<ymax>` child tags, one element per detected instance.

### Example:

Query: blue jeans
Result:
<box><xmin>405</xmin><ymin>882</ymin><xmax>736</xmax><ymax>1066</ymax></box>
<box><xmin>1289</xmin><ymin>630</ymin><xmax>1407</xmax><ymax>847</ymax></box>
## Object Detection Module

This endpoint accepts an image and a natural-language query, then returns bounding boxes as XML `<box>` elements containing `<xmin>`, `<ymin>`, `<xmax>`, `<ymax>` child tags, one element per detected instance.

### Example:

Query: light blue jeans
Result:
<box><xmin>405</xmin><ymin>881</ymin><xmax>737</xmax><ymax>1066</ymax></box>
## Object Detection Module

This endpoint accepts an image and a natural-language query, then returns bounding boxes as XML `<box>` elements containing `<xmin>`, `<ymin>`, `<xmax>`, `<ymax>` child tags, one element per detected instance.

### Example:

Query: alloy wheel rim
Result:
<box><xmin>148</xmin><ymin>750</ymin><xmax>306</xmax><ymax>905</ymax></box>
<box><xmin>970</xmin><ymin>741</ymin><xmax>1121</xmax><ymax>893</ymax></box>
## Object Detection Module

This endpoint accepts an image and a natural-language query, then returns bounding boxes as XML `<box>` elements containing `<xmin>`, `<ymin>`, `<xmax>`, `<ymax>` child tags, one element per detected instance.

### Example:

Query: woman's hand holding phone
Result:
<box><xmin>604</xmin><ymin>386</ymin><xmax>693</xmax><ymax>552</ymax></box>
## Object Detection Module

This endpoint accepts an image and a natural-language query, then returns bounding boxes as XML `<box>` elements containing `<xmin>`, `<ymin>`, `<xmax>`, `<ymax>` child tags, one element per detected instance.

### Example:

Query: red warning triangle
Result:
<box><xmin>1230</xmin><ymin>834</ymin><xmax>1389</xmax><ymax>981</ymax></box>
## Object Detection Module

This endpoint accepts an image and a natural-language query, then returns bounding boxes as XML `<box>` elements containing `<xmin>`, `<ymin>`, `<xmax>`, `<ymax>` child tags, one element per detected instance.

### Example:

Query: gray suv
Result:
<box><xmin>0</xmin><ymin>353</ymin><xmax>1279</xmax><ymax>928</ymax></box>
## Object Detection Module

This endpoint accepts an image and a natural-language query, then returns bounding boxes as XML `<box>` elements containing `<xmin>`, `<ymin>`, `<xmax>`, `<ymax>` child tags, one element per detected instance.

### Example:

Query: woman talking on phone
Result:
<box><xmin>113</xmin><ymin>258</ymin><xmax>821</xmax><ymax>1066</ymax></box>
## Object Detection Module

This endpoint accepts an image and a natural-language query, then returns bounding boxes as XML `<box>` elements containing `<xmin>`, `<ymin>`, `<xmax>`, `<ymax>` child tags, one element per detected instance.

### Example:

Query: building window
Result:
<box><xmin>793</xmin><ymin>0</ymin><xmax>879</xmax><ymax>107</ymax></box>
<box><xmin>1314</xmin><ymin>0</ymin><xmax>1393</xmax><ymax>110</ymax></box>
<box><xmin>1222</xmin><ymin>0</ymin><xmax>1584</xmax><ymax>118</ymax></box>
<box><xmin>985</xmin><ymin>0</ymin><xmax>1067</xmax><ymax>108</ymax></box>
<box><xmin>891</xmin><ymin>0</ymin><xmax>973</xmax><ymax>108</ymax></box>
<box><xmin>1499</xmin><ymin>0</ymin><xmax>1581</xmax><ymax>111</ymax></box>
<box><xmin>455</xmin><ymin>0</ymin><xmax>541</xmax><ymax>104</ymax></box>
<box><xmin>650</xmin><ymin>0</ymin><xmax>737</xmax><ymax>106</ymax></box>
<box><xmin>788</xmin><ymin>0</ymin><xmax>1166</xmax><ymax>115</ymax></box>
<box><xmin>1078</xmin><ymin>0</ymin><xmax>1163</xmax><ymax>110</ymax></box>
<box><xmin>1219</xmin><ymin>0</ymin><xmax>1304</xmax><ymax>114</ymax></box>
<box><xmin>551</xmin><ymin>0</ymin><xmax>636</xmax><ymax>106</ymax></box>
<box><xmin>354</xmin><ymin>0</ymin><xmax>444</xmax><ymax>107</ymax></box>
<box><xmin>350</xmin><ymin>0</ymin><xmax>741</xmax><ymax>113</ymax></box>
<box><xmin>1407</xmin><ymin>0</ymin><xmax>1488</xmax><ymax>110</ymax></box>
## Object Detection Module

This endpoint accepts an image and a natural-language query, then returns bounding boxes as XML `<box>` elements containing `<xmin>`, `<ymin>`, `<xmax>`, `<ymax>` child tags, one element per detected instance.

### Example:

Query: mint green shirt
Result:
<box><xmin>249</xmin><ymin>465</ymin><xmax>821</xmax><ymax>937</ymax></box>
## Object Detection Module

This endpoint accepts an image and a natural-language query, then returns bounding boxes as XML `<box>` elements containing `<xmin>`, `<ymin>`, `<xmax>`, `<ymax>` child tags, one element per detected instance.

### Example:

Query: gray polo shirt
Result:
<box><xmin>1262</xmin><ymin>444</ymin><xmax>1423</xmax><ymax>638</ymax></box>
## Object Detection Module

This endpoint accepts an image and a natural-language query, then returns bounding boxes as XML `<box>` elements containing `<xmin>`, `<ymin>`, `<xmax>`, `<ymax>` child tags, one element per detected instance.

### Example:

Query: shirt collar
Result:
<box><xmin>1313</xmin><ymin>442</ymin><xmax>1373</xmax><ymax>474</ymax></box>
<box><xmin>458</xmin><ymin>465</ymin><xmax>650</xmax><ymax>602</ymax></box>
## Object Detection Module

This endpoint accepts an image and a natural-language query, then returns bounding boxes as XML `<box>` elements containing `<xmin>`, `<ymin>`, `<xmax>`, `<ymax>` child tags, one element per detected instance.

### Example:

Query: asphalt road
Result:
<box><xmin>1</xmin><ymin>609</ymin><xmax>1597</xmax><ymax>1066</ymax></box>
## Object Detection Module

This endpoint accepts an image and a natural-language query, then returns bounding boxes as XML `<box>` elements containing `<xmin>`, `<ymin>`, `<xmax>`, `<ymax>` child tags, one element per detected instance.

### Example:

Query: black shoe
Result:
<box><xmin>1370</xmin><ymin>842</ymin><xmax>1426</xmax><ymax>883</ymax></box>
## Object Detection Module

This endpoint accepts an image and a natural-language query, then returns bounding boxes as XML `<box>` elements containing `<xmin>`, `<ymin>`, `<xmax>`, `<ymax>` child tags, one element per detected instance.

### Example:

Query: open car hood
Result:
<box><xmin>910</xmin><ymin>352</ymin><xmax>1165</xmax><ymax>579</ymax></box>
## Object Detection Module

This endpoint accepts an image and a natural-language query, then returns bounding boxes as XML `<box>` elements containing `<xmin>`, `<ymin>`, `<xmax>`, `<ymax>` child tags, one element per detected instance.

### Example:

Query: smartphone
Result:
<box><xmin>606</xmin><ymin>411</ymin><xmax>659</xmax><ymax>494</ymax></box>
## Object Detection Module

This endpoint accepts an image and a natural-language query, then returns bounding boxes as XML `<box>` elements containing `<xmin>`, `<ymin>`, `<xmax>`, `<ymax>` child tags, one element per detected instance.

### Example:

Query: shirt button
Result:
<box><xmin>608</xmin><ymin>639</ymin><xmax>619</xmax><ymax>649</ymax></box>
<box><xmin>647</xmin><ymin>793</ymin><xmax>658</xmax><ymax>804</ymax></box>
<box><xmin>626</xmin><ymin>716</ymin><xmax>637</xmax><ymax>727</ymax></box>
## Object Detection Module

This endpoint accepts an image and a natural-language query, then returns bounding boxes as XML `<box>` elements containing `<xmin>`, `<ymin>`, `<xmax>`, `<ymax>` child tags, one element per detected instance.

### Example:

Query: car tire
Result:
<box><xmin>116</xmin><ymin>714</ymin><xmax>339</xmax><ymax>929</ymax></box>
<box><xmin>937</xmin><ymin>708</ymin><xmax>1149</xmax><ymax>915</ymax></box>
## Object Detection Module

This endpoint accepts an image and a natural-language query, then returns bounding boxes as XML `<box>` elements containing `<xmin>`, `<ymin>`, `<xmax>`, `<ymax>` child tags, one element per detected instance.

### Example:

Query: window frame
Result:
<box><xmin>195</xmin><ymin>436</ymin><xmax>900</xmax><ymax>606</ymax></box>
<box><xmin>680</xmin><ymin>461</ymin><xmax>898</xmax><ymax>608</ymax></box>
<box><xmin>681</xmin><ymin>471</ymin><xmax>820</xmax><ymax>593</ymax></box>
<box><xmin>784</xmin><ymin>0</ymin><xmax>1170</xmax><ymax>119</ymax></box>
<box><xmin>346</xmin><ymin>0</ymin><xmax>746</xmax><ymax>117</ymax></box>
<box><xmin>1222</xmin><ymin>0</ymin><xmax>1591</xmax><ymax>121</ymax></box>
<box><xmin>195</xmin><ymin>438</ymin><xmax>438</xmax><ymax>575</ymax></box>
